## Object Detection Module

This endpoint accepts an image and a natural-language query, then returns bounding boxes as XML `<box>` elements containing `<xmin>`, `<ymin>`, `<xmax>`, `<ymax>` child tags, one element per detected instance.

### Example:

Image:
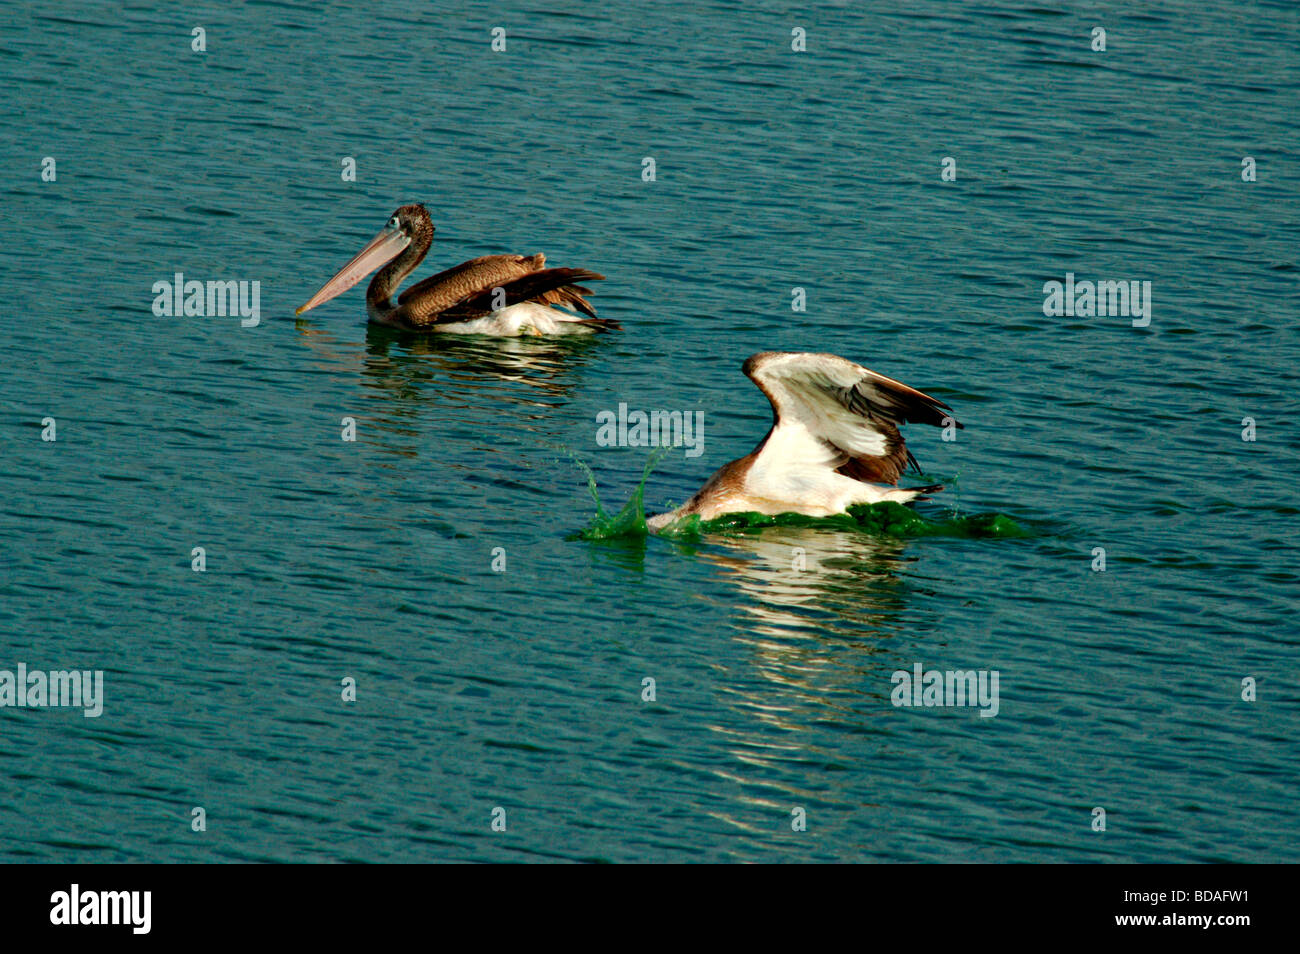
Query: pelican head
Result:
<box><xmin>296</xmin><ymin>204</ymin><xmax>433</xmax><ymax>315</ymax></box>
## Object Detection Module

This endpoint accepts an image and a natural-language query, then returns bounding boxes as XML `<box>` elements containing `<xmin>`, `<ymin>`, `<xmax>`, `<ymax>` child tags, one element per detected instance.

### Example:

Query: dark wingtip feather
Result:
<box><xmin>553</xmin><ymin>268</ymin><xmax>604</xmax><ymax>283</ymax></box>
<box><xmin>909</xmin><ymin>483</ymin><xmax>945</xmax><ymax>500</ymax></box>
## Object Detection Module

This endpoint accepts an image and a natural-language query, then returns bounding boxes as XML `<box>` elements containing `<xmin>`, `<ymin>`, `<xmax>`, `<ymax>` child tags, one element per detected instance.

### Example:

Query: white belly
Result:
<box><xmin>744</xmin><ymin>464</ymin><xmax>897</xmax><ymax>516</ymax></box>
<box><xmin>432</xmin><ymin>302</ymin><xmax>597</xmax><ymax>336</ymax></box>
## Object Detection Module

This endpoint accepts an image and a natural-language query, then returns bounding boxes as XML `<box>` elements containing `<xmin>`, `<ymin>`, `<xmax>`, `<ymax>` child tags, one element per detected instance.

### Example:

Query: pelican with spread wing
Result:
<box><xmin>646</xmin><ymin>352</ymin><xmax>961</xmax><ymax>530</ymax></box>
<box><xmin>296</xmin><ymin>204</ymin><xmax>615</xmax><ymax>335</ymax></box>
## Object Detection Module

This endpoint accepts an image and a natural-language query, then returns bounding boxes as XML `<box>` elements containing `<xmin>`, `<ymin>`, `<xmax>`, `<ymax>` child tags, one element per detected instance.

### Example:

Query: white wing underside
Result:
<box><xmin>746</xmin><ymin>356</ymin><xmax>905</xmax><ymax>513</ymax></box>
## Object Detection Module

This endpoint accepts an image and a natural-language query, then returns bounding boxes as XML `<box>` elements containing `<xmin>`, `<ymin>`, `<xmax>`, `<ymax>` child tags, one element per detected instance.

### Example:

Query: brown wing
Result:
<box><xmin>534</xmin><ymin>282</ymin><xmax>601</xmax><ymax>318</ymax></box>
<box><xmin>398</xmin><ymin>254</ymin><xmax>545</xmax><ymax>324</ymax></box>
<box><xmin>435</xmin><ymin>268</ymin><xmax>606</xmax><ymax>322</ymax></box>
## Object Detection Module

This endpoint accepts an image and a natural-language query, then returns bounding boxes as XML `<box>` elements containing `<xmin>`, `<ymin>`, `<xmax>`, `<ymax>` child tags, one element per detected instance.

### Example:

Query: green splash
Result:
<box><xmin>572</xmin><ymin>447</ymin><xmax>669</xmax><ymax>540</ymax></box>
<box><xmin>668</xmin><ymin>502</ymin><xmax>1028</xmax><ymax>539</ymax></box>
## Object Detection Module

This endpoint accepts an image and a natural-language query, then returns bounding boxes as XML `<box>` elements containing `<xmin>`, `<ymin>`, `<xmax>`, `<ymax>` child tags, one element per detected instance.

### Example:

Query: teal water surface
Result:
<box><xmin>1</xmin><ymin>0</ymin><xmax>1297</xmax><ymax>862</ymax></box>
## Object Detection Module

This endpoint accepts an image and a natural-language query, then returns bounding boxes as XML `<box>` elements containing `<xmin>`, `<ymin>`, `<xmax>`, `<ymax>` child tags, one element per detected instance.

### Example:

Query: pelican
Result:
<box><xmin>296</xmin><ymin>204</ymin><xmax>615</xmax><ymax>335</ymax></box>
<box><xmin>646</xmin><ymin>352</ymin><xmax>962</xmax><ymax>531</ymax></box>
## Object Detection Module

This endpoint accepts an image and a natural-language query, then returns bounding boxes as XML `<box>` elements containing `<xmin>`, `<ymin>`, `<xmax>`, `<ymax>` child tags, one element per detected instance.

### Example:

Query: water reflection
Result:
<box><xmin>292</xmin><ymin>317</ymin><xmax>605</xmax><ymax>456</ymax></box>
<box><xmin>359</xmin><ymin>322</ymin><xmax>603</xmax><ymax>403</ymax></box>
<box><xmin>702</xmin><ymin>525</ymin><xmax>910</xmax><ymax>644</ymax></box>
<box><xmin>293</xmin><ymin>317</ymin><xmax>602</xmax><ymax>397</ymax></box>
<box><xmin>692</xmin><ymin>525</ymin><xmax>915</xmax><ymax>819</ymax></box>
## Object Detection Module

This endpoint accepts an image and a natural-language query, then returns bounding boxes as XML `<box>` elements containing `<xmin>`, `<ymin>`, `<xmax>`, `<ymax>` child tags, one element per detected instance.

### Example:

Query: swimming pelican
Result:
<box><xmin>646</xmin><ymin>351</ymin><xmax>961</xmax><ymax>531</ymax></box>
<box><xmin>296</xmin><ymin>204</ymin><xmax>615</xmax><ymax>335</ymax></box>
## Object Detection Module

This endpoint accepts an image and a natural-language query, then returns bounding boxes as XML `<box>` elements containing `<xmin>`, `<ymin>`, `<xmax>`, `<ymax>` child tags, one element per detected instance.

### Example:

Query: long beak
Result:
<box><xmin>296</xmin><ymin>226</ymin><xmax>411</xmax><ymax>315</ymax></box>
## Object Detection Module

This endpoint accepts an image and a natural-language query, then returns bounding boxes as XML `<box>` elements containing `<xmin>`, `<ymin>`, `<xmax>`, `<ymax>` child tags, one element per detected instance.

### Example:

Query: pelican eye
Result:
<box><xmin>388</xmin><ymin>216</ymin><xmax>401</xmax><ymax>230</ymax></box>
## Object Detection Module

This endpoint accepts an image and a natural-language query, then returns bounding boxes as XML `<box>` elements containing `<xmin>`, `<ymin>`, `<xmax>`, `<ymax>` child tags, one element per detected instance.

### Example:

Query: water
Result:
<box><xmin>1</xmin><ymin>0</ymin><xmax>1297</xmax><ymax>862</ymax></box>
